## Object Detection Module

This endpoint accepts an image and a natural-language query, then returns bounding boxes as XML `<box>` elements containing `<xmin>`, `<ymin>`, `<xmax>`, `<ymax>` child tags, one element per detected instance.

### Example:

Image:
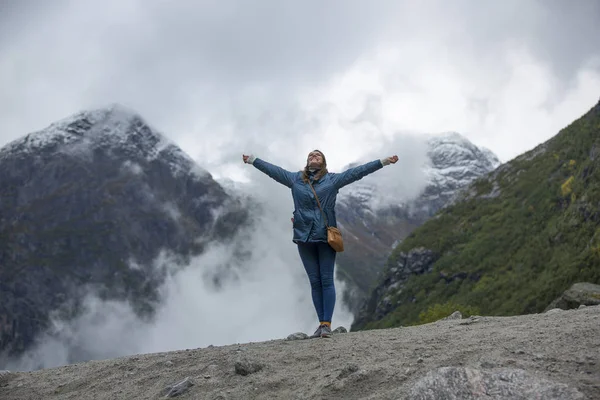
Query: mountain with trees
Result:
<box><xmin>352</xmin><ymin>98</ymin><xmax>600</xmax><ymax>331</ymax></box>
<box><xmin>335</xmin><ymin>132</ymin><xmax>500</xmax><ymax>313</ymax></box>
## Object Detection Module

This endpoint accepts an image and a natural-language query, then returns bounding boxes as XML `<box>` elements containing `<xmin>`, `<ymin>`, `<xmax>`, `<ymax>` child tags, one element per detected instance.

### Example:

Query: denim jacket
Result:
<box><xmin>251</xmin><ymin>157</ymin><xmax>386</xmax><ymax>243</ymax></box>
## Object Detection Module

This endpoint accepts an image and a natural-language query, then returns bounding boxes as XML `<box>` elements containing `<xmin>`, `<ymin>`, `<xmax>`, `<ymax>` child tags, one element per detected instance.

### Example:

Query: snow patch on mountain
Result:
<box><xmin>337</xmin><ymin>131</ymin><xmax>500</xmax><ymax>213</ymax></box>
<box><xmin>0</xmin><ymin>104</ymin><xmax>210</xmax><ymax>180</ymax></box>
<box><xmin>121</xmin><ymin>160</ymin><xmax>144</xmax><ymax>175</ymax></box>
<box><xmin>480</xmin><ymin>147</ymin><xmax>502</xmax><ymax>168</ymax></box>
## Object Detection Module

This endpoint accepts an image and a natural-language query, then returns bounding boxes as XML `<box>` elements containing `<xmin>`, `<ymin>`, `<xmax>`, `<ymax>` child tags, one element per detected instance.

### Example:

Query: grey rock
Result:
<box><xmin>163</xmin><ymin>376</ymin><xmax>194</xmax><ymax>398</ymax></box>
<box><xmin>544</xmin><ymin>282</ymin><xmax>600</xmax><ymax>311</ymax></box>
<box><xmin>394</xmin><ymin>248</ymin><xmax>438</xmax><ymax>277</ymax></box>
<box><xmin>0</xmin><ymin>369</ymin><xmax>14</xmax><ymax>385</ymax></box>
<box><xmin>590</xmin><ymin>143</ymin><xmax>598</xmax><ymax>161</ymax></box>
<box><xmin>479</xmin><ymin>181</ymin><xmax>501</xmax><ymax>199</ymax></box>
<box><xmin>234</xmin><ymin>358</ymin><xmax>264</xmax><ymax>376</ymax></box>
<box><xmin>459</xmin><ymin>316</ymin><xmax>481</xmax><ymax>325</ymax></box>
<box><xmin>286</xmin><ymin>332</ymin><xmax>309</xmax><ymax>341</ymax></box>
<box><xmin>337</xmin><ymin>364</ymin><xmax>360</xmax><ymax>379</ymax></box>
<box><xmin>333</xmin><ymin>326</ymin><xmax>348</xmax><ymax>334</ymax></box>
<box><xmin>353</xmin><ymin>247</ymin><xmax>438</xmax><ymax>329</ymax></box>
<box><xmin>409</xmin><ymin>366</ymin><xmax>584</xmax><ymax>399</ymax></box>
<box><xmin>442</xmin><ymin>311</ymin><xmax>463</xmax><ymax>320</ymax></box>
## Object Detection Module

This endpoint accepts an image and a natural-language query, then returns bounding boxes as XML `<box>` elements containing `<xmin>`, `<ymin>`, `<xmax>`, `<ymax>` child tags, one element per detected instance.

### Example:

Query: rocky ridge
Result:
<box><xmin>1</xmin><ymin>305</ymin><xmax>598</xmax><ymax>399</ymax></box>
<box><xmin>352</xmin><ymin>248</ymin><xmax>438</xmax><ymax>327</ymax></box>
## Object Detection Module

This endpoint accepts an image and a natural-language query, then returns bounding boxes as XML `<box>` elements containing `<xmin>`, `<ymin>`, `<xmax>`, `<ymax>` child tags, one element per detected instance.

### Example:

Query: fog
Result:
<box><xmin>3</xmin><ymin>130</ymin><xmax>431</xmax><ymax>371</ymax></box>
<box><xmin>2</xmin><ymin>0</ymin><xmax>599</xmax><ymax>371</ymax></box>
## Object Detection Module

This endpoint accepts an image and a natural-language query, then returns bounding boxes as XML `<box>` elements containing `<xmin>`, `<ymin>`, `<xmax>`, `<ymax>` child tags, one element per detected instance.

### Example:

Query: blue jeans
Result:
<box><xmin>297</xmin><ymin>242</ymin><xmax>337</xmax><ymax>323</ymax></box>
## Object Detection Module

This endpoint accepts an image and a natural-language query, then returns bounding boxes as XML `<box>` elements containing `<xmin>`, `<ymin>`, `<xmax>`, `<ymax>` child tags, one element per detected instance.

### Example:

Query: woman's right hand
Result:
<box><xmin>242</xmin><ymin>154</ymin><xmax>250</xmax><ymax>163</ymax></box>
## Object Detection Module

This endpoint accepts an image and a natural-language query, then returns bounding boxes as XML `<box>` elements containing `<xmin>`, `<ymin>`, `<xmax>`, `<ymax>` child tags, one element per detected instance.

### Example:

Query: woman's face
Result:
<box><xmin>307</xmin><ymin>151</ymin><xmax>324</xmax><ymax>168</ymax></box>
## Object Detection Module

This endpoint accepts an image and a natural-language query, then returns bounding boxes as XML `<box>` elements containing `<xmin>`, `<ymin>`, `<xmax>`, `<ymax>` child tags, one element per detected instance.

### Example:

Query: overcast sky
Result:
<box><xmin>1</xmin><ymin>0</ymin><xmax>599</xmax><ymax>175</ymax></box>
<box><xmin>3</xmin><ymin>0</ymin><xmax>600</xmax><ymax>370</ymax></box>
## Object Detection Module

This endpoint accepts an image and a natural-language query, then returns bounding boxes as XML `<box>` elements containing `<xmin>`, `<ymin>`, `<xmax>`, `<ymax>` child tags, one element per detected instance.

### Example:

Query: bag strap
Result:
<box><xmin>308</xmin><ymin>180</ymin><xmax>329</xmax><ymax>228</ymax></box>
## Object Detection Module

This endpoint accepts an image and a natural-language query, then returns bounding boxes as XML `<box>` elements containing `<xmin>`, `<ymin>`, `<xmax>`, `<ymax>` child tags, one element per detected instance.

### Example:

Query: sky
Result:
<box><xmin>1</xmin><ymin>0</ymin><xmax>600</xmax><ymax>177</ymax></box>
<box><xmin>2</xmin><ymin>0</ymin><xmax>600</xmax><ymax>370</ymax></box>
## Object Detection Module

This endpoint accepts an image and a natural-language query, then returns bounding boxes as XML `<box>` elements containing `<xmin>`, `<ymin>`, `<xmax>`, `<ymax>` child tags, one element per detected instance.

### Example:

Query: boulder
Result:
<box><xmin>286</xmin><ymin>332</ymin><xmax>309</xmax><ymax>341</ymax></box>
<box><xmin>544</xmin><ymin>282</ymin><xmax>600</xmax><ymax>311</ymax></box>
<box><xmin>234</xmin><ymin>357</ymin><xmax>264</xmax><ymax>376</ymax></box>
<box><xmin>408</xmin><ymin>366</ymin><xmax>584</xmax><ymax>399</ymax></box>
<box><xmin>333</xmin><ymin>326</ymin><xmax>348</xmax><ymax>334</ymax></box>
<box><xmin>0</xmin><ymin>370</ymin><xmax>14</xmax><ymax>386</ymax></box>
<box><xmin>162</xmin><ymin>377</ymin><xmax>194</xmax><ymax>398</ymax></box>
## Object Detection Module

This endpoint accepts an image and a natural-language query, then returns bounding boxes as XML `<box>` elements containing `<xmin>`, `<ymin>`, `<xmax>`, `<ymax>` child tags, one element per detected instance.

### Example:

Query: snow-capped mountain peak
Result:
<box><xmin>338</xmin><ymin>131</ymin><xmax>500</xmax><ymax>212</ymax></box>
<box><xmin>425</xmin><ymin>131</ymin><xmax>501</xmax><ymax>171</ymax></box>
<box><xmin>479</xmin><ymin>146</ymin><xmax>502</xmax><ymax>169</ymax></box>
<box><xmin>0</xmin><ymin>106</ymin><xmax>250</xmax><ymax>367</ymax></box>
<box><xmin>334</xmin><ymin>131</ymin><xmax>502</xmax><ymax>312</ymax></box>
<box><xmin>0</xmin><ymin>104</ymin><xmax>209</xmax><ymax>179</ymax></box>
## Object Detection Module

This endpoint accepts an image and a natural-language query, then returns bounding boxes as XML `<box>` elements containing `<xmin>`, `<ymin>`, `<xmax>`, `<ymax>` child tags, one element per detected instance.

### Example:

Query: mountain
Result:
<box><xmin>0</xmin><ymin>105</ymin><xmax>249</xmax><ymax>365</ymax></box>
<box><xmin>352</xmin><ymin>98</ymin><xmax>600</xmax><ymax>331</ymax></box>
<box><xmin>334</xmin><ymin>132</ymin><xmax>500</xmax><ymax>313</ymax></box>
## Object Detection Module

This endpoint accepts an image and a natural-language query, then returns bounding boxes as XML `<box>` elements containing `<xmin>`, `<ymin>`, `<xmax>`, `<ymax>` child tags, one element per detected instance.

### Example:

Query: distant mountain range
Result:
<box><xmin>352</xmin><ymin>98</ymin><xmax>600</xmax><ymax>331</ymax></box>
<box><xmin>9</xmin><ymin>100</ymin><xmax>581</xmax><ymax>372</ymax></box>
<box><xmin>334</xmin><ymin>132</ymin><xmax>501</xmax><ymax>312</ymax></box>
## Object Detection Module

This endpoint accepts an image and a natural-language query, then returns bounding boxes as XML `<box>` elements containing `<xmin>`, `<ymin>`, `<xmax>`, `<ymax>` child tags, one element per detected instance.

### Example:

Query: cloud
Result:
<box><xmin>2</xmin><ymin>0</ymin><xmax>600</xmax><ymax>371</ymax></box>
<box><xmin>3</xmin><ymin>178</ymin><xmax>355</xmax><ymax>371</ymax></box>
<box><xmin>306</xmin><ymin>37</ymin><xmax>600</xmax><ymax>163</ymax></box>
<box><xmin>1</xmin><ymin>0</ymin><xmax>599</xmax><ymax>168</ymax></box>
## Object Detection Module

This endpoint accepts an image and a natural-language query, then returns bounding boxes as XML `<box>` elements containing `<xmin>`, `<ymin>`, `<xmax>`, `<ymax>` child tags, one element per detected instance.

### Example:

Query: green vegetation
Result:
<box><xmin>361</xmin><ymin>99</ymin><xmax>600</xmax><ymax>329</ymax></box>
<box><xmin>416</xmin><ymin>301</ymin><xmax>480</xmax><ymax>325</ymax></box>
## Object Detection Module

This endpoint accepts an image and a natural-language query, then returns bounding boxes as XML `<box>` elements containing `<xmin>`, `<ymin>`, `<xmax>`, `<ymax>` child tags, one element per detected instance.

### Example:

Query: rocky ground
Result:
<box><xmin>1</xmin><ymin>305</ymin><xmax>599</xmax><ymax>399</ymax></box>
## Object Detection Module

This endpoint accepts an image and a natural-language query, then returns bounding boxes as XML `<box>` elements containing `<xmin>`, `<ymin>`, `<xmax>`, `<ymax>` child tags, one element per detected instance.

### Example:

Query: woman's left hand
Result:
<box><xmin>387</xmin><ymin>155</ymin><xmax>399</xmax><ymax>164</ymax></box>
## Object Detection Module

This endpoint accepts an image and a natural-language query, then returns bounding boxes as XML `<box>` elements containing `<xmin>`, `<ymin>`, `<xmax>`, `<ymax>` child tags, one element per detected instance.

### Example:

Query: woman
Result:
<box><xmin>242</xmin><ymin>150</ymin><xmax>398</xmax><ymax>338</ymax></box>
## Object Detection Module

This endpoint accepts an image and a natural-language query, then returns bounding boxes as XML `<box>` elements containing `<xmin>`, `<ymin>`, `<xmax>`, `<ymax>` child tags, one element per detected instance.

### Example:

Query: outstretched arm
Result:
<box><xmin>243</xmin><ymin>154</ymin><xmax>295</xmax><ymax>188</ymax></box>
<box><xmin>332</xmin><ymin>155</ymin><xmax>398</xmax><ymax>189</ymax></box>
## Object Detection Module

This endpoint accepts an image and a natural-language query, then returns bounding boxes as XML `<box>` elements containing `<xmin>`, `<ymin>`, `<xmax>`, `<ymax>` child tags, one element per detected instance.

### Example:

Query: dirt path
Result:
<box><xmin>2</xmin><ymin>306</ymin><xmax>599</xmax><ymax>399</ymax></box>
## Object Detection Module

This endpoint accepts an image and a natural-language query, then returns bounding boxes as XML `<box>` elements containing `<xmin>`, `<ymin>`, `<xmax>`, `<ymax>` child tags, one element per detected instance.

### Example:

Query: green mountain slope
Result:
<box><xmin>353</xmin><ymin>98</ymin><xmax>600</xmax><ymax>330</ymax></box>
